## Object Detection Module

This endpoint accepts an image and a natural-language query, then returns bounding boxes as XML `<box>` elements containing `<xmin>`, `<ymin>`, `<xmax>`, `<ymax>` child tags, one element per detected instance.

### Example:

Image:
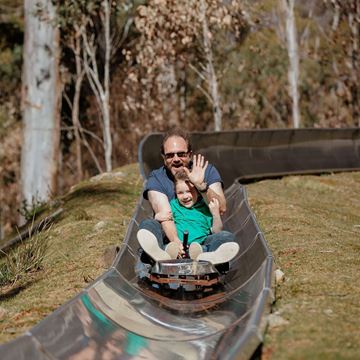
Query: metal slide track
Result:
<box><xmin>2</xmin><ymin>129</ymin><xmax>360</xmax><ymax>359</ymax></box>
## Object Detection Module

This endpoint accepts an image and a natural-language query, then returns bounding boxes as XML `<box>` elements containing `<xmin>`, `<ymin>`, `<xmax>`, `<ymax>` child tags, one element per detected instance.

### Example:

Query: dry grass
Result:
<box><xmin>247</xmin><ymin>171</ymin><xmax>360</xmax><ymax>360</ymax></box>
<box><xmin>0</xmin><ymin>164</ymin><xmax>142</xmax><ymax>343</ymax></box>
<box><xmin>0</xmin><ymin>226</ymin><xmax>50</xmax><ymax>288</ymax></box>
<box><xmin>0</xmin><ymin>165</ymin><xmax>359</xmax><ymax>360</ymax></box>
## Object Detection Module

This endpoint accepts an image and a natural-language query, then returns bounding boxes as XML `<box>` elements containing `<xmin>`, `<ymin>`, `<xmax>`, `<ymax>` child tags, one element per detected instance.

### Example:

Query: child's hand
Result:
<box><xmin>209</xmin><ymin>198</ymin><xmax>220</xmax><ymax>217</ymax></box>
<box><xmin>154</xmin><ymin>210</ymin><xmax>173</xmax><ymax>223</ymax></box>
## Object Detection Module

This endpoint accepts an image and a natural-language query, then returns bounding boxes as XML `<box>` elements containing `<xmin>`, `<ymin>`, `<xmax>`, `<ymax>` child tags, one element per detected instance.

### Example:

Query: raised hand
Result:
<box><xmin>184</xmin><ymin>154</ymin><xmax>208</xmax><ymax>188</ymax></box>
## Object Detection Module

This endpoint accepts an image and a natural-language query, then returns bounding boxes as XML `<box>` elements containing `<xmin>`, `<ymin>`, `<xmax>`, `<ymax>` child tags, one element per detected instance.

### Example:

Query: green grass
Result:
<box><xmin>0</xmin><ymin>164</ymin><xmax>359</xmax><ymax>359</ymax></box>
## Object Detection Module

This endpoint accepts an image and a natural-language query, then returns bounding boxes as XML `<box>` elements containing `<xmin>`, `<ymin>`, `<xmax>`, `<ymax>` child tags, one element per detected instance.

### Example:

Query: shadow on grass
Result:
<box><xmin>63</xmin><ymin>181</ymin><xmax>136</xmax><ymax>202</ymax></box>
<box><xmin>0</xmin><ymin>277</ymin><xmax>38</xmax><ymax>300</ymax></box>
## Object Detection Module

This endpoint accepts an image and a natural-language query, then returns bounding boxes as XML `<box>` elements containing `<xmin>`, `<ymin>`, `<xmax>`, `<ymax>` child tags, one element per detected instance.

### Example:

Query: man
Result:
<box><xmin>137</xmin><ymin>128</ymin><xmax>238</xmax><ymax>264</ymax></box>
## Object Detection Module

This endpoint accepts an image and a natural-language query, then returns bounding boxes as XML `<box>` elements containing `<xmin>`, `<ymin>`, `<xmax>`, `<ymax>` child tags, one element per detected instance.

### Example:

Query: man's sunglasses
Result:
<box><xmin>163</xmin><ymin>151</ymin><xmax>189</xmax><ymax>160</ymax></box>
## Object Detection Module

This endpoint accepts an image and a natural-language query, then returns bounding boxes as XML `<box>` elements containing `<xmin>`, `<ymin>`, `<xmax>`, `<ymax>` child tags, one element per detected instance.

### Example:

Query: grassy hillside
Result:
<box><xmin>0</xmin><ymin>163</ymin><xmax>142</xmax><ymax>343</ymax></box>
<box><xmin>0</xmin><ymin>164</ymin><xmax>359</xmax><ymax>359</ymax></box>
<box><xmin>247</xmin><ymin>171</ymin><xmax>360</xmax><ymax>359</ymax></box>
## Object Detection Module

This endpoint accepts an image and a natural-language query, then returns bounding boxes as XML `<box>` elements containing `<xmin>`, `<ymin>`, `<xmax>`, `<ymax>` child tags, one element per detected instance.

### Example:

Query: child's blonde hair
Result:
<box><xmin>174</xmin><ymin>170</ymin><xmax>189</xmax><ymax>184</ymax></box>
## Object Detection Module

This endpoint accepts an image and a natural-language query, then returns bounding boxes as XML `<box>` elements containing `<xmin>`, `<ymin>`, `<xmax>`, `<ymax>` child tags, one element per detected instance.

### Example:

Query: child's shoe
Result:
<box><xmin>165</xmin><ymin>242</ymin><xmax>179</xmax><ymax>259</ymax></box>
<box><xmin>189</xmin><ymin>242</ymin><xmax>203</xmax><ymax>260</ymax></box>
<box><xmin>196</xmin><ymin>242</ymin><xmax>239</xmax><ymax>265</ymax></box>
<box><xmin>137</xmin><ymin>229</ymin><xmax>171</xmax><ymax>261</ymax></box>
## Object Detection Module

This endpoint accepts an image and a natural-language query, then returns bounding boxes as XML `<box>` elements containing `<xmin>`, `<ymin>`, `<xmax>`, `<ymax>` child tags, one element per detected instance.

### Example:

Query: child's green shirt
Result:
<box><xmin>170</xmin><ymin>198</ymin><xmax>212</xmax><ymax>244</ymax></box>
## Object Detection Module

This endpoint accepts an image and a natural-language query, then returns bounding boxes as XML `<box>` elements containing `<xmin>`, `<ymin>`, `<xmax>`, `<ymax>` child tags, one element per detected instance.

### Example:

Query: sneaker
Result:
<box><xmin>137</xmin><ymin>229</ymin><xmax>171</xmax><ymax>262</ymax></box>
<box><xmin>165</xmin><ymin>242</ymin><xmax>179</xmax><ymax>259</ymax></box>
<box><xmin>196</xmin><ymin>242</ymin><xmax>239</xmax><ymax>265</ymax></box>
<box><xmin>189</xmin><ymin>242</ymin><xmax>203</xmax><ymax>260</ymax></box>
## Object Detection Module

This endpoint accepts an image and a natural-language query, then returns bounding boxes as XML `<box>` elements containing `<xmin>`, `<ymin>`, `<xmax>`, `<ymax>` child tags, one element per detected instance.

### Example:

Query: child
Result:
<box><xmin>141</xmin><ymin>171</ymin><xmax>239</xmax><ymax>265</ymax></box>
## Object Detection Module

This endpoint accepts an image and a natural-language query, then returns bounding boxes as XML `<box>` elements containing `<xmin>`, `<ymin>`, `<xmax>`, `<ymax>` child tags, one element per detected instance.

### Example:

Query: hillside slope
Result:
<box><xmin>248</xmin><ymin>171</ymin><xmax>360</xmax><ymax>359</ymax></box>
<box><xmin>0</xmin><ymin>165</ymin><xmax>359</xmax><ymax>359</ymax></box>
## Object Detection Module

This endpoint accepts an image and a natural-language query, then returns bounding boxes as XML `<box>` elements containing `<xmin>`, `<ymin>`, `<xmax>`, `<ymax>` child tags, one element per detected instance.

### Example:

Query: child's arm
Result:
<box><xmin>209</xmin><ymin>198</ymin><xmax>223</xmax><ymax>233</ymax></box>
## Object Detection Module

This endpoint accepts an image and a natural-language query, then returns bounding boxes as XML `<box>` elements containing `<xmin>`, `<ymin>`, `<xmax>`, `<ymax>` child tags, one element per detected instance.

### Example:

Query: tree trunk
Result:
<box><xmin>200</xmin><ymin>0</ymin><xmax>223</xmax><ymax>131</ymax></box>
<box><xmin>71</xmin><ymin>33</ymin><xmax>84</xmax><ymax>182</ymax></box>
<box><xmin>102</xmin><ymin>0</ymin><xmax>112</xmax><ymax>172</ymax></box>
<box><xmin>348</xmin><ymin>1</ymin><xmax>360</xmax><ymax>126</ymax></box>
<box><xmin>21</xmin><ymin>0</ymin><xmax>61</xmax><ymax>211</ymax></box>
<box><xmin>283</xmin><ymin>0</ymin><xmax>301</xmax><ymax>128</ymax></box>
<box><xmin>157</xmin><ymin>63</ymin><xmax>179</xmax><ymax>127</ymax></box>
<box><xmin>178</xmin><ymin>62</ymin><xmax>187</xmax><ymax>124</ymax></box>
<box><xmin>82</xmin><ymin>0</ymin><xmax>112</xmax><ymax>172</ymax></box>
<box><xmin>332</xmin><ymin>0</ymin><xmax>341</xmax><ymax>31</ymax></box>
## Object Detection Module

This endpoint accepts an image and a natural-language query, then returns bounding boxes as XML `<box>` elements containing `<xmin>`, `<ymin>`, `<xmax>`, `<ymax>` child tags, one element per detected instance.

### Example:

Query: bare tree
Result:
<box><xmin>331</xmin><ymin>0</ymin><xmax>341</xmax><ymax>30</ymax></box>
<box><xmin>200</xmin><ymin>0</ymin><xmax>223</xmax><ymax>131</ymax></box>
<box><xmin>156</xmin><ymin>62</ymin><xmax>179</xmax><ymax>127</ymax></box>
<box><xmin>21</xmin><ymin>0</ymin><xmax>61</xmax><ymax>211</ymax></box>
<box><xmin>347</xmin><ymin>0</ymin><xmax>360</xmax><ymax>126</ymax></box>
<box><xmin>81</xmin><ymin>0</ymin><xmax>113</xmax><ymax>172</ymax></box>
<box><xmin>68</xmin><ymin>26</ymin><xmax>85</xmax><ymax>181</ymax></box>
<box><xmin>282</xmin><ymin>0</ymin><xmax>301</xmax><ymax>128</ymax></box>
<box><xmin>134</xmin><ymin>0</ymin><xmax>244</xmax><ymax>132</ymax></box>
<box><xmin>327</xmin><ymin>0</ymin><xmax>360</xmax><ymax>126</ymax></box>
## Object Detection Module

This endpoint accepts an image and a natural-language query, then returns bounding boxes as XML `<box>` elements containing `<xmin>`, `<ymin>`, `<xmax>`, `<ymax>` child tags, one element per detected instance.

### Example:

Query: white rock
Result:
<box><xmin>275</xmin><ymin>269</ymin><xmax>285</xmax><ymax>284</ymax></box>
<box><xmin>94</xmin><ymin>221</ymin><xmax>106</xmax><ymax>232</ymax></box>
<box><xmin>267</xmin><ymin>313</ymin><xmax>289</xmax><ymax>329</ymax></box>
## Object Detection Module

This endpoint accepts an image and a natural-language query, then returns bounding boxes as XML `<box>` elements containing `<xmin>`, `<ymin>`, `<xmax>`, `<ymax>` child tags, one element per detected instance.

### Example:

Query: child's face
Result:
<box><xmin>175</xmin><ymin>180</ymin><xmax>198</xmax><ymax>208</ymax></box>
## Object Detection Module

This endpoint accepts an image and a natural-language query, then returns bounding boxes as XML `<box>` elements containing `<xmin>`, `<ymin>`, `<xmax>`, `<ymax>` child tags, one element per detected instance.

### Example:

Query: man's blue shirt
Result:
<box><xmin>143</xmin><ymin>164</ymin><xmax>222</xmax><ymax>201</ymax></box>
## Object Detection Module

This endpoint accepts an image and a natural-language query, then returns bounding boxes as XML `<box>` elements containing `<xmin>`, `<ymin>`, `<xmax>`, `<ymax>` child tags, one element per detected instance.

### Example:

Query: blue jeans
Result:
<box><xmin>202</xmin><ymin>231</ymin><xmax>235</xmax><ymax>251</ymax></box>
<box><xmin>139</xmin><ymin>219</ymin><xmax>168</xmax><ymax>249</ymax></box>
<box><xmin>139</xmin><ymin>219</ymin><xmax>235</xmax><ymax>252</ymax></box>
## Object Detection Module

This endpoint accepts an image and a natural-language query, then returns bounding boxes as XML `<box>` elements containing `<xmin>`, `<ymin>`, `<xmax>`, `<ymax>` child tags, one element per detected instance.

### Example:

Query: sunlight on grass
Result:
<box><xmin>0</xmin><ymin>226</ymin><xmax>50</xmax><ymax>288</ymax></box>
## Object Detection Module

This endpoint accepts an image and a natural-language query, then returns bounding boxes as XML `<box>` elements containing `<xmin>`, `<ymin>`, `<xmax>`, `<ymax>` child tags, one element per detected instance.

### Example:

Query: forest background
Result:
<box><xmin>0</xmin><ymin>0</ymin><xmax>359</xmax><ymax>239</ymax></box>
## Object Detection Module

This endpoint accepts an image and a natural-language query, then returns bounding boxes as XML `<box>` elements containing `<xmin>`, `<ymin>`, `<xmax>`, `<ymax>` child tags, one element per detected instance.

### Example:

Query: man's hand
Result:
<box><xmin>184</xmin><ymin>154</ymin><xmax>208</xmax><ymax>188</ymax></box>
<box><xmin>172</xmin><ymin>238</ymin><xmax>185</xmax><ymax>257</ymax></box>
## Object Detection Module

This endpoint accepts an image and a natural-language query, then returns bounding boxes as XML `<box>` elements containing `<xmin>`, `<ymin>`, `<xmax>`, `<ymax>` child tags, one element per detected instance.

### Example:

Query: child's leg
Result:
<box><xmin>189</xmin><ymin>242</ymin><xmax>203</xmax><ymax>259</ymax></box>
<box><xmin>139</xmin><ymin>218</ymin><xmax>167</xmax><ymax>249</ymax></box>
<box><xmin>137</xmin><ymin>219</ymin><xmax>170</xmax><ymax>262</ymax></box>
<box><xmin>196</xmin><ymin>231</ymin><xmax>239</xmax><ymax>265</ymax></box>
<box><xmin>197</xmin><ymin>242</ymin><xmax>239</xmax><ymax>265</ymax></box>
<box><xmin>202</xmin><ymin>231</ymin><xmax>235</xmax><ymax>252</ymax></box>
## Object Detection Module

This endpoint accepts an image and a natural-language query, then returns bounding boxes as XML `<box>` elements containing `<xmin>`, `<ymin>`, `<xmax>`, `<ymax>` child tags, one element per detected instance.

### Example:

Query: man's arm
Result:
<box><xmin>147</xmin><ymin>190</ymin><xmax>184</xmax><ymax>252</ymax></box>
<box><xmin>208</xmin><ymin>198</ymin><xmax>223</xmax><ymax>233</ymax></box>
<box><xmin>207</xmin><ymin>182</ymin><xmax>226</xmax><ymax>215</ymax></box>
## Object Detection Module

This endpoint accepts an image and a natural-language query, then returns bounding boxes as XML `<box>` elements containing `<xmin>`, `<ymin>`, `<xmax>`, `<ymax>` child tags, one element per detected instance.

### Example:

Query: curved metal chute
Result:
<box><xmin>2</xmin><ymin>129</ymin><xmax>360</xmax><ymax>359</ymax></box>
